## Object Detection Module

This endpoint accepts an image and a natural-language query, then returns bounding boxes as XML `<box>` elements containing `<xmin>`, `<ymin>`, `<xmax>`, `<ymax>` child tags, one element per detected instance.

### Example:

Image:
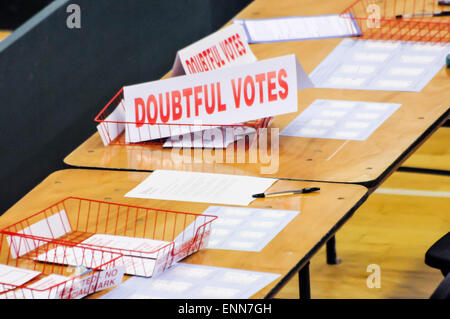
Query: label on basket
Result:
<box><xmin>171</xmin><ymin>24</ymin><xmax>257</xmax><ymax>77</ymax></box>
<box><xmin>6</xmin><ymin>209</ymin><xmax>71</xmax><ymax>259</ymax></box>
<box><xmin>58</xmin><ymin>266</ymin><xmax>125</xmax><ymax>299</ymax></box>
<box><xmin>123</xmin><ymin>54</ymin><xmax>313</xmax><ymax>143</ymax></box>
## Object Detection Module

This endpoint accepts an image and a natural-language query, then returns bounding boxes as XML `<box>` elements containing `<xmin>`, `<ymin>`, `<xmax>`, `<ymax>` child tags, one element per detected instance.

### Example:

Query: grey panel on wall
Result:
<box><xmin>0</xmin><ymin>0</ymin><xmax>251</xmax><ymax>214</ymax></box>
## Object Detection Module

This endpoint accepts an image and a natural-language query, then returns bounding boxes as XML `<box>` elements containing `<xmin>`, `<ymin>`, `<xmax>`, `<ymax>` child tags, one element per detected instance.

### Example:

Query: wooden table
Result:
<box><xmin>0</xmin><ymin>169</ymin><xmax>368</xmax><ymax>299</ymax></box>
<box><xmin>64</xmin><ymin>0</ymin><xmax>450</xmax><ymax>190</ymax></box>
<box><xmin>401</xmin><ymin>127</ymin><xmax>450</xmax><ymax>174</ymax></box>
<box><xmin>0</xmin><ymin>31</ymin><xmax>10</xmax><ymax>41</ymax></box>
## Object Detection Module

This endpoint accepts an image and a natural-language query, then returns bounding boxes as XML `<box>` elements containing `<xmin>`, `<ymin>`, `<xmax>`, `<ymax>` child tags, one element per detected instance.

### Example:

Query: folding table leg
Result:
<box><xmin>298</xmin><ymin>261</ymin><xmax>311</xmax><ymax>299</ymax></box>
<box><xmin>326</xmin><ymin>235</ymin><xmax>341</xmax><ymax>265</ymax></box>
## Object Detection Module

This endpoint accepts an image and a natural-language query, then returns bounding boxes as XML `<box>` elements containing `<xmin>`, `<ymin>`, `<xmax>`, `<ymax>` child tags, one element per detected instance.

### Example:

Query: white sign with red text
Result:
<box><xmin>58</xmin><ymin>266</ymin><xmax>125</xmax><ymax>299</ymax></box>
<box><xmin>171</xmin><ymin>24</ymin><xmax>257</xmax><ymax>77</ymax></box>
<box><xmin>124</xmin><ymin>54</ymin><xmax>313</xmax><ymax>143</ymax></box>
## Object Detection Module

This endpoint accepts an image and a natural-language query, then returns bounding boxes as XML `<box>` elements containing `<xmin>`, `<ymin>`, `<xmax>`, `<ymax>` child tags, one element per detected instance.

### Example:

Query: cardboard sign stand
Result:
<box><xmin>95</xmin><ymin>88</ymin><xmax>273</xmax><ymax>147</ymax></box>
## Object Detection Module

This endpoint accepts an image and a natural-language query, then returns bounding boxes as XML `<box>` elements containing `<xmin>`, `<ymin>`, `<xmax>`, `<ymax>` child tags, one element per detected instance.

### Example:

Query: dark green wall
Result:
<box><xmin>0</xmin><ymin>0</ymin><xmax>252</xmax><ymax>214</ymax></box>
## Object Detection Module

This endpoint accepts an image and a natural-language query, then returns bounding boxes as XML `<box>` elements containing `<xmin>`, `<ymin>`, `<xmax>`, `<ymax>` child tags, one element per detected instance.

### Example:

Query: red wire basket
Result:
<box><xmin>0</xmin><ymin>231</ymin><xmax>123</xmax><ymax>299</ymax></box>
<box><xmin>94</xmin><ymin>88</ymin><xmax>273</xmax><ymax>147</ymax></box>
<box><xmin>341</xmin><ymin>0</ymin><xmax>450</xmax><ymax>42</ymax></box>
<box><xmin>0</xmin><ymin>197</ymin><xmax>217</xmax><ymax>297</ymax></box>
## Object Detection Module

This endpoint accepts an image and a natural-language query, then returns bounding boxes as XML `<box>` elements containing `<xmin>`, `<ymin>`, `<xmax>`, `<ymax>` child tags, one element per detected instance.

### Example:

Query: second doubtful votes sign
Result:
<box><xmin>171</xmin><ymin>23</ymin><xmax>257</xmax><ymax>76</ymax></box>
<box><xmin>124</xmin><ymin>54</ymin><xmax>313</xmax><ymax>143</ymax></box>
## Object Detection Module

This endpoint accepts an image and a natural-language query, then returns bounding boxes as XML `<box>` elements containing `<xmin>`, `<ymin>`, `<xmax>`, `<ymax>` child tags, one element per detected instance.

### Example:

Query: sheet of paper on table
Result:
<box><xmin>280</xmin><ymin>99</ymin><xmax>402</xmax><ymax>140</ymax></box>
<box><xmin>125</xmin><ymin>170</ymin><xmax>277</xmax><ymax>206</ymax></box>
<box><xmin>309</xmin><ymin>39</ymin><xmax>449</xmax><ymax>92</ymax></box>
<box><xmin>234</xmin><ymin>13</ymin><xmax>361</xmax><ymax>43</ymax></box>
<box><xmin>175</xmin><ymin>206</ymin><xmax>299</xmax><ymax>252</ymax></box>
<box><xmin>101</xmin><ymin>262</ymin><xmax>281</xmax><ymax>299</ymax></box>
<box><xmin>0</xmin><ymin>264</ymin><xmax>41</xmax><ymax>293</ymax></box>
<box><xmin>163</xmin><ymin>126</ymin><xmax>256</xmax><ymax>148</ymax></box>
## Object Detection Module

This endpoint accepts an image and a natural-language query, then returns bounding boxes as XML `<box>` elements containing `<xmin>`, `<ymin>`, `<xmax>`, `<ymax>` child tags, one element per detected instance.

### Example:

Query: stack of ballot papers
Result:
<box><xmin>96</xmin><ymin>24</ymin><xmax>313</xmax><ymax>148</ymax></box>
<box><xmin>32</xmin><ymin>231</ymin><xmax>212</xmax><ymax>278</ymax></box>
<box><xmin>234</xmin><ymin>13</ymin><xmax>361</xmax><ymax>43</ymax></box>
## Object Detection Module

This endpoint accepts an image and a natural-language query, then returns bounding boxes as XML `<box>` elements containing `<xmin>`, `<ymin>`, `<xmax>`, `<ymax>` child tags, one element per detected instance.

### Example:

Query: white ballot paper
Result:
<box><xmin>163</xmin><ymin>125</ymin><xmax>256</xmax><ymax>149</ymax></box>
<box><xmin>2</xmin><ymin>274</ymin><xmax>70</xmax><ymax>299</ymax></box>
<box><xmin>124</xmin><ymin>54</ymin><xmax>313</xmax><ymax>143</ymax></box>
<box><xmin>101</xmin><ymin>262</ymin><xmax>281</xmax><ymax>299</ymax></box>
<box><xmin>280</xmin><ymin>99</ymin><xmax>402</xmax><ymax>140</ymax></box>
<box><xmin>310</xmin><ymin>39</ymin><xmax>449</xmax><ymax>92</ymax></box>
<box><xmin>175</xmin><ymin>206</ymin><xmax>299</xmax><ymax>252</ymax></box>
<box><xmin>171</xmin><ymin>24</ymin><xmax>257</xmax><ymax>76</ymax></box>
<box><xmin>96</xmin><ymin>99</ymin><xmax>126</xmax><ymax>146</ymax></box>
<box><xmin>7</xmin><ymin>209</ymin><xmax>71</xmax><ymax>259</ymax></box>
<box><xmin>0</xmin><ymin>264</ymin><xmax>41</xmax><ymax>293</ymax></box>
<box><xmin>234</xmin><ymin>13</ymin><xmax>361</xmax><ymax>43</ymax></box>
<box><xmin>126</xmin><ymin>170</ymin><xmax>277</xmax><ymax>206</ymax></box>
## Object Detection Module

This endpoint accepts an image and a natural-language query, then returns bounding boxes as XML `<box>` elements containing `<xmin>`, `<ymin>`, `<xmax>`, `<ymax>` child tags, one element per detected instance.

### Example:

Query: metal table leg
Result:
<box><xmin>326</xmin><ymin>235</ymin><xmax>341</xmax><ymax>265</ymax></box>
<box><xmin>298</xmin><ymin>261</ymin><xmax>311</xmax><ymax>299</ymax></box>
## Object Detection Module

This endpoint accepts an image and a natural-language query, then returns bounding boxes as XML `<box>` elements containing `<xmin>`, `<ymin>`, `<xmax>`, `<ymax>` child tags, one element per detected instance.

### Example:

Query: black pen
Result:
<box><xmin>252</xmin><ymin>187</ymin><xmax>320</xmax><ymax>198</ymax></box>
<box><xmin>396</xmin><ymin>11</ymin><xmax>450</xmax><ymax>18</ymax></box>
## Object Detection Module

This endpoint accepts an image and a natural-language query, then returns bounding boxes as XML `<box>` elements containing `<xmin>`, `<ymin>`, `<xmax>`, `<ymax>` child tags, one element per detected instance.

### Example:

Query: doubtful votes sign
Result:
<box><xmin>171</xmin><ymin>23</ymin><xmax>257</xmax><ymax>76</ymax></box>
<box><xmin>124</xmin><ymin>54</ymin><xmax>313</xmax><ymax>143</ymax></box>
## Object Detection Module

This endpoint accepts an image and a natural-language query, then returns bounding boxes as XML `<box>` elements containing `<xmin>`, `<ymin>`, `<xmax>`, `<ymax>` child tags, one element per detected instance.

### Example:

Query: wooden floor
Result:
<box><xmin>402</xmin><ymin>127</ymin><xmax>450</xmax><ymax>172</ymax></box>
<box><xmin>275</xmin><ymin>127</ymin><xmax>450</xmax><ymax>299</ymax></box>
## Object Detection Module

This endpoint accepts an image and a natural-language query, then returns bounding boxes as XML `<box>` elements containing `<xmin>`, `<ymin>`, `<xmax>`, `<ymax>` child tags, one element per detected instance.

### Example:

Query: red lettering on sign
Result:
<box><xmin>158</xmin><ymin>93</ymin><xmax>171</xmax><ymax>123</ymax></box>
<box><xmin>236</xmin><ymin>33</ymin><xmax>246</xmax><ymax>54</ymax></box>
<box><xmin>267</xmin><ymin>71</ymin><xmax>277</xmax><ymax>102</ymax></box>
<box><xmin>231</xmin><ymin>77</ymin><xmax>242</xmax><ymax>108</ymax></box>
<box><xmin>231</xmin><ymin>34</ymin><xmax>243</xmax><ymax>56</ymax></box>
<box><xmin>217</xmin><ymin>82</ymin><xmax>226</xmax><ymax>112</ymax></box>
<box><xmin>255</xmin><ymin>73</ymin><xmax>266</xmax><ymax>103</ymax></box>
<box><xmin>134</xmin><ymin>98</ymin><xmax>145</xmax><ymax>128</ymax></box>
<box><xmin>185</xmin><ymin>59</ymin><xmax>195</xmax><ymax>74</ymax></box>
<box><xmin>278</xmin><ymin>68</ymin><xmax>289</xmax><ymax>100</ymax></box>
<box><xmin>146</xmin><ymin>94</ymin><xmax>158</xmax><ymax>124</ymax></box>
<box><xmin>194</xmin><ymin>85</ymin><xmax>203</xmax><ymax>116</ymax></box>
<box><xmin>199</xmin><ymin>54</ymin><xmax>208</xmax><ymax>72</ymax></box>
<box><xmin>212</xmin><ymin>45</ymin><xmax>225</xmax><ymax>67</ymax></box>
<box><xmin>172</xmin><ymin>90</ymin><xmax>182</xmax><ymax>121</ymax></box>
<box><xmin>204</xmin><ymin>83</ymin><xmax>215</xmax><ymax>114</ymax></box>
<box><xmin>182</xmin><ymin>87</ymin><xmax>193</xmax><ymax>118</ymax></box>
<box><xmin>205</xmin><ymin>49</ymin><xmax>215</xmax><ymax>70</ymax></box>
<box><xmin>244</xmin><ymin>75</ymin><xmax>255</xmax><ymax>106</ymax></box>
<box><xmin>230</xmin><ymin>68</ymin><xmax>289</xmax><ymax>108</ymax></box>
<box><xmin>104</xmin><ymin>269</ymin><xmax>118</xmax><ymax>278</ymax></box>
